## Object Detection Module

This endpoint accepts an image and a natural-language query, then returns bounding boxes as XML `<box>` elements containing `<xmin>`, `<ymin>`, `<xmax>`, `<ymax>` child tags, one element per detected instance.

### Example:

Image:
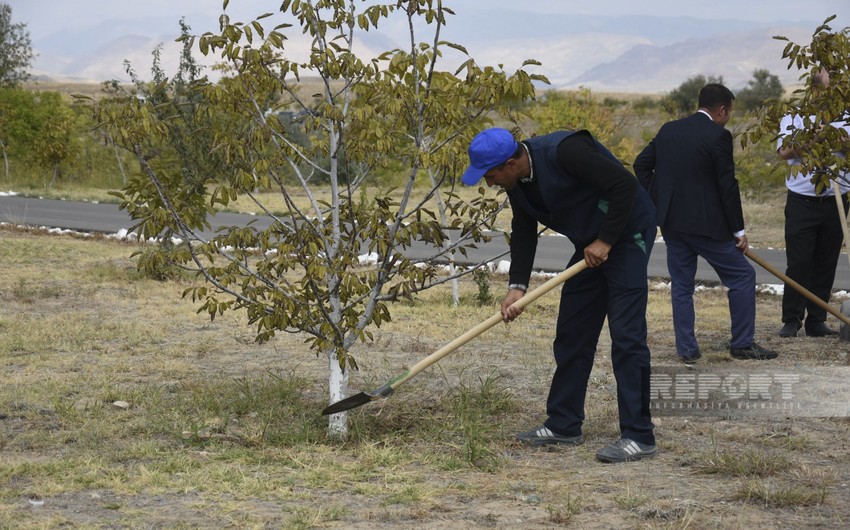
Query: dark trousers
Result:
<box><xmin>544</xmin><ymin>226</ymin><xmax>656</xmax><ymax>446</ymax></box>
<box><xmin>782</xmin><ymin>191</ymin><xmax>847</xmax><ymax>325</ymax></box>
<box><xmin>661</xmin><ymin>228</ymin><xmax>756</xmax><ymax>353</ymax></box>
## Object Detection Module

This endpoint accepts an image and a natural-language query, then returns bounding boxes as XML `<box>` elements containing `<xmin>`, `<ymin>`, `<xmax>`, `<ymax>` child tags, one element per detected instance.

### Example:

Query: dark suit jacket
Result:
<box><xmin>633</xmin><ymin>112</ymin><xmax>745</xmax><ymax>241</ymax></box>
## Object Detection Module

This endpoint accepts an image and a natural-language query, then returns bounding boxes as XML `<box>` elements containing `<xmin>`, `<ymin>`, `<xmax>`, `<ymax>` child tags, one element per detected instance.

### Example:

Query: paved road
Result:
<box><xmin>3</xmin><ymin>194</ymin><xmax>850</xmax><ymax>289</ymax></box>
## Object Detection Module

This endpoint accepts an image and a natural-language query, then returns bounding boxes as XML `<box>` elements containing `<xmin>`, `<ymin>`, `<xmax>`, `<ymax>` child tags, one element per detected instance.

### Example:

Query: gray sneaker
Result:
<box><xmin>516</xmin><ymin>426</ymin><xmax>583</xmax><ymax>446</ymax></box>
<box><xmin>596</xmin><ymin>438</ymin><xmax>657</xmax><ymax>463</ymax></box>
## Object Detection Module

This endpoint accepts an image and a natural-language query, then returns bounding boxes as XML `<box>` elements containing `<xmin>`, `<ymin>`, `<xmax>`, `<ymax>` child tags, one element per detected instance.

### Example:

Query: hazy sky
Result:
<box><xmin>6</xmin><ymin>0</ymin><xmax>850</xmax><ymax>90</ymax></box>
<box><xmin>8</xmin><ymin>0</ymin><xmax>850</xmax><ymax>40</ymax></box>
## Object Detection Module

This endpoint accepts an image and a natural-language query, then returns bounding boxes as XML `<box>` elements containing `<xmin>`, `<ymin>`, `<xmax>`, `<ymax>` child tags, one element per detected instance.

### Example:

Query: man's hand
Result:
<box><xmin>583</xmin><ymin>239</ymin><xmax>612</xmax><ymax>268</ymax></box>
<box><xmin>735</xmin><ymin>234</ymin><xmax>749</xmax><ymax>253</ymax></box>
<box><xmin>500</xmin><ymin>289</ymin><xmax>525</xmax><ymax>322</ymax></box>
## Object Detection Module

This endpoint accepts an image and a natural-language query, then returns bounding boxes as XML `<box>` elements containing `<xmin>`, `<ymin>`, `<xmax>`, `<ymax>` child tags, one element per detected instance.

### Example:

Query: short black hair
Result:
<box><xmin>698</xmin><ymin>83</ymin><xmax>735</xmax><ymax>110</ymax></box>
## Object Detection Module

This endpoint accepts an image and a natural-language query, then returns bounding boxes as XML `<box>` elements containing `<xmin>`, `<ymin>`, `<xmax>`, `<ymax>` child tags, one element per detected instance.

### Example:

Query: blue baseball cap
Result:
<box><xmin>461</xmin><ymin>128</ymin><xmax>519</xmax><ymax>186</ymax></box>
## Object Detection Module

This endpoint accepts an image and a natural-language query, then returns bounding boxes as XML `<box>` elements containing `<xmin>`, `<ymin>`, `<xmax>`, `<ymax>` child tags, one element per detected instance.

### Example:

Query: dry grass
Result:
<box><xmin>742</xmin><ymin>189</ymin><xmax>788</xmax><ymax>249</ymax></box>
<box><xmin>2</xmin><ymin>223</ymin><xmax>850</xmax><ymax>528</ymax></box>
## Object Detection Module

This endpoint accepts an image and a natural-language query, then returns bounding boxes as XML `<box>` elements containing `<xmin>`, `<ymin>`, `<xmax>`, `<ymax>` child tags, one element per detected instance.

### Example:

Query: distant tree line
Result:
<box><xmin>662</xmin><ymin>69</ymin><xmax>785</xmax><ymax>116</ymax></box>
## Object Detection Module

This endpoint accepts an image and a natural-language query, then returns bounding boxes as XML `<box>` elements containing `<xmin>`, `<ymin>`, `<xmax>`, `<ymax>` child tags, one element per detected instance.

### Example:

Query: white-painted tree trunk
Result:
<box><xmin>450</xmin><ymin>263</ymin><xmax>459</xmax><ymax>307</ymax></box>
<box><xmin>427</xmin><ymin>169</ymin><xmax>459</xmax><ymax>306</ymax></box>
<box><xmin>327</xmin><ymin>351</ymin><xmax>349</xmax><ymax>437</ymax></box>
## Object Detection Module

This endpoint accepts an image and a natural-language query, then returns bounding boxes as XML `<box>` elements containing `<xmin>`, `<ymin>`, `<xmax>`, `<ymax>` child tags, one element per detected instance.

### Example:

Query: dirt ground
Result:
<box><xmin>12</xmin><ymin>325</ymin><xmax>850</xmax><ymax>529</ymax></box>
<box><xmin>3</xmin><ymin>228</ymin><xmax>850</xmax><ymax>529</ymax></box>
<box><xmin>324</xmin><ymin>286</ymin><xmax>850</xmax><ymax>529</ymax></box>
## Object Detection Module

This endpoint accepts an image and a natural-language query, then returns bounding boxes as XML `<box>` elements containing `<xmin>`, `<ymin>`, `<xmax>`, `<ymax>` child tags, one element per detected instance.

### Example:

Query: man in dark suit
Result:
<box><xmin>633</xmin><ymin>83</ymin><xmax>777</xmax><ymax>362</ymax></box>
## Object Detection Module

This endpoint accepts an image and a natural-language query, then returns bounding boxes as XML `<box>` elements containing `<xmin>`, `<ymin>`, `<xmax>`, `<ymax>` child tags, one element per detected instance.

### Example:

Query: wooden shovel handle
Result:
<box><xmin>831</xmin><ymin>181</ymin><xmax>850</xmax><ymax>273</ymax></box>
<box><xmin>745</xmin><ymin>249</ymin><xmax>850</xmax><ymax>327</ymax></box>
<box><xmin>393</xmin><ymin>260</ymin><xmax>589</xmax><ymax>389</ymax></box>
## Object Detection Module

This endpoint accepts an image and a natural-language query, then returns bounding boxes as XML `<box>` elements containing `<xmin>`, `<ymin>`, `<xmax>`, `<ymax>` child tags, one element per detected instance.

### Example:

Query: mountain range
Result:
<box><xmin>28</xmin><ymin>8</ymin><xmax>824</xmax><ymax>94</ymax></box>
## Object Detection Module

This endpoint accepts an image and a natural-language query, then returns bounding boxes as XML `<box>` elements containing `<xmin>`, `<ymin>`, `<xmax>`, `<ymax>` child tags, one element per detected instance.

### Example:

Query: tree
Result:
<box><xmin>0</xmin><ymin>4</ymin><xmax>42</xmax><ymax>183</ymax></box>
<box><xmin>0</xmin><ymin>87</ymin><xmax>78</xmax><ymax>182</ymax></box>
<box><xmin>531</xmin><ymin>88</ymin><xmax>615</xmax><ymax>143</ymax></box>
<box><xmin>0</xmin><ymin>3</ymin><xmax>33</xmax><ymax>86</ymax></box>
<box><xmin>92</xmin><ymin>0</ymin><xmax>544</xmax><ymax>438</ymax></box>
<box><xmin>92</xmin><ymin>17</ymin><xmax>238</xmax><ymax>240</ymax></box>
<box><xmin>735</xmin><ymin>68</ymin><xmax>784</xmax><ymax>112</ymax></box>
<box><xmin>745</xmin><ymin>16</ymin><xmax>850</xmax><ymax>194</ymax></box>
<box><xmin>662</xmin><ymin>74</ymin><xmax>725</xmax><ymax>117</ymax></box>
<box><xmin>94</xmin><ymin>18</ymin><xmax>211</xmax><ymax>192</ymax></box>
<box><xmin>29</xmin><ymin>92</ymin><xmax>80</xmax><ymax>186</ymax></box>
<box><xmin>0</xmin><ymin>86</ymin><xmax>29</xmax><ymax>178</ymax></box>
<box><xmin>529</xmin><ymin>88</ymin><xmax>638</xmax><ymax>163</ymax></box>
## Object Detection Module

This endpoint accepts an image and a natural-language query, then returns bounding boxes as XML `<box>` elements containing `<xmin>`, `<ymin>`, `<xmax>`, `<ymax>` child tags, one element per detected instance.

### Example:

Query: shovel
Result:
<box><xmin>321</xmin><ymin>259</ymin><xmax>589</xmax><ymax>415</ymax></box>
<box><xmin>745</xmin><ymin>249</ymin><xmax>850</xmax><ymax>328</ymax></box>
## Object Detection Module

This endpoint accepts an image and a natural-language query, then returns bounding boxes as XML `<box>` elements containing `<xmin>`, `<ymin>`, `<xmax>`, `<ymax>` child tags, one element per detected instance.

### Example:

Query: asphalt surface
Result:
<box><xmin>3</xmin><ymin>194</ymin><xmax>850</xmax><ymax>289</ymax></box>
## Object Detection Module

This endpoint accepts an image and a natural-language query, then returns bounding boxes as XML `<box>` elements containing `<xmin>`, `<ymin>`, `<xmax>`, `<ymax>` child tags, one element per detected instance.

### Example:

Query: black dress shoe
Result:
<box><xmin>680</xmin><ymin>352</ymin><xmax>702</xmax><ymax>364</ymax></box>
<box><xmin>805</xmin><ymin>322</ymin><xmax>839</xmax><ymax>337</ymax></box>
<box><xmin>778</xmin><ymin>321</ymin><xmax>801</xmax><ymax>338</ymax></box>
<box><xmin>730</xmin><ymin>343</ymin><xmax>778</xmax><ymax>360</ymax></box>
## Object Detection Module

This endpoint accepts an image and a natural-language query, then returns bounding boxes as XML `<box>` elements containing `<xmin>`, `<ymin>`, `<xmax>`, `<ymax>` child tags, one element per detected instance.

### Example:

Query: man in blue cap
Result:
<box><xmin>463</xmin><ymin>127</ymin><xmax>658</xmax><ymax>463</ymax></box>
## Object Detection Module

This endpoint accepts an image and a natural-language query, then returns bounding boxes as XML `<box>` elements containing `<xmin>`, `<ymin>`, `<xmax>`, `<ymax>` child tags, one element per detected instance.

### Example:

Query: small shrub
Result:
<box><xmin>547</xmin><ymin>493</ymin><xmax>582</xmax><ymax>524</ymax></box>
<box><xmin>133</xmin><ymin>244</ymin><xmax>189</xmax><ymax>282</ymax></box>
<box><xmin>473</xmin><ymin>268</ymin><xmax>493</xmax><ymax>307</ymax></box>
<box><xmin>613</xmin><ymin>481</ymin><xmax>649</xmax><ymax>510</ymax></box>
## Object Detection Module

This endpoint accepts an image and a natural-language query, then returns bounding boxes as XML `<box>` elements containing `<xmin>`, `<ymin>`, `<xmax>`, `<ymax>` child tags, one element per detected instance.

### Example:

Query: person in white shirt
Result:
<box><xmin>776</xmin><ymin>68</ymin><xmax>850</xmax><ymax>337</ymax></box>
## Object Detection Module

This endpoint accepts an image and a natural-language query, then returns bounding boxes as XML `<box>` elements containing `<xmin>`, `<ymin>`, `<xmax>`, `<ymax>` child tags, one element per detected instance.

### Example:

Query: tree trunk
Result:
<box><xmin>111</xmin><ymin>133</ymin><xmax>127</xmax><ymax>185</ymax></box>
<box><xmin>0</xmin><ymin>141</ymin><xmax>8</xmax><ymax>181</ymax></box>
<box><xmin>327</xmin><ymin>348</ymin><xmax>349</xmax><ymax>438</ymax></box>
<box><xmin>449</xmin><ymin>261</ymin><xmax>459</xmax><ymax>307</ymax></box>
<box><xmin>428</xmin><ymin>170</ymin><xmax>459</xmax><ymax>306</ymax></box>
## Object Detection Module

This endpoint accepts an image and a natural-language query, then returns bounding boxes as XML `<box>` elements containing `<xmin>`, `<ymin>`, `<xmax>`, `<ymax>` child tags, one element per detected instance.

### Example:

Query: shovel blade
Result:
<box><xmin>321</xmin><ymin>383</ymin><xmax>394</xmax><ymax>415</ymax></box>
<box><xmin>321</xmin><ymin>392</ymin><xmax>373</xmax><ymax>415</ymax></box>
